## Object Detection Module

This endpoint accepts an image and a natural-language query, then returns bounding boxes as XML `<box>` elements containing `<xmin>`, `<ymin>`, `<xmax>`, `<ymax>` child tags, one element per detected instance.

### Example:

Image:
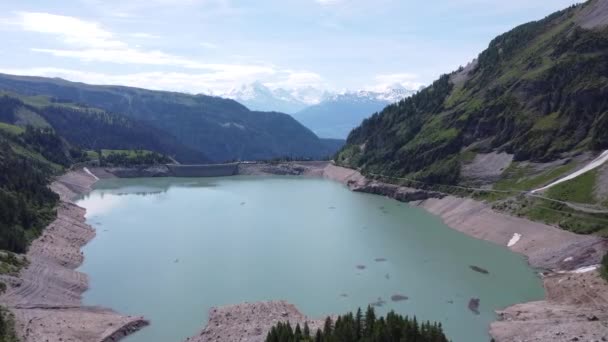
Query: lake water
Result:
<box><xmin>76</xmin><ymin>176</ymin><xmax>544</xmax><ymax>342</ymax></box>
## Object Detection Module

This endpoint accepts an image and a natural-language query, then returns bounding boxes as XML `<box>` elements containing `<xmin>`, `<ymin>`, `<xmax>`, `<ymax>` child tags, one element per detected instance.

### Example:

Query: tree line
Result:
<box><xmin>266</xmin><ymin>307</ymin><xmax>449</xmax><ymax>342</ymax></box>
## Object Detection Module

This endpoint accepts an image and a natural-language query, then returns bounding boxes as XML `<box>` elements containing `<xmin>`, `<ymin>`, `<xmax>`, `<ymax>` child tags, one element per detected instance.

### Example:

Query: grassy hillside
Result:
<box><xmin>336</xmin><ymin>0</ymin><xmax>608</xmax><ymax>235</ymax></box>
<box><xmin>0</xmin><ymin>93</ymin><xmax>205</xmax><ymax>163</ymax></box>
<box><xmin>0</xmin><ymin>76</ymin><xmax>339</xmax><ymax>162</ymax></box>
<box><xmin>337</xmin><ymin>1</ymin><xmax>608</xmax><ymax>185</ymax></box>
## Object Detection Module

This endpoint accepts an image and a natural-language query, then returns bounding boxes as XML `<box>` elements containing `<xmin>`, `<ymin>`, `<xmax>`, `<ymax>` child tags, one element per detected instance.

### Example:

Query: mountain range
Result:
<box><xmin>0</xmin><ymin>74</ymin><xmax>343</xmax><ymax>163</ymax></box>
<box><xmin>292</xmin><ymin>86</ymin><xmax>417</xmax><ymax>139</ymax></box>
<box><xmin>220</xmin><ymin>81</ymin><xmax>417</xmax><ymax>138</ymax></box>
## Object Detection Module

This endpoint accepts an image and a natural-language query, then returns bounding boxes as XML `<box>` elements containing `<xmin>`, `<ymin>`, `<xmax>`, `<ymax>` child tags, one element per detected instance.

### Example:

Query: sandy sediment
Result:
<box><xmin>0</xmin><ymin>169</ymin><xmax>148</xmax><ymax>342</ymax></box>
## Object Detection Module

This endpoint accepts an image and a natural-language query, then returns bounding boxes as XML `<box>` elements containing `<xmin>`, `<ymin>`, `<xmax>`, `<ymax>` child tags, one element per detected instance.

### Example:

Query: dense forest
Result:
<box><xmin>0</xmin><ymin>129</ymin><xmax>62</xmax><ymax>253</ymax></box>
<box><xmin>98</xmin><ymin>150</ymin><xmax>172</xmax><ymax>166</ymax></box>
<box><xmin>265</xmin><ymin>307</ymin><xmax>448</xmax><ymax>342</ymax></box>
<box><xmin>336</xmin><ymin>2</ymin><xmax>608</xmax><ymax>185</ymax></box>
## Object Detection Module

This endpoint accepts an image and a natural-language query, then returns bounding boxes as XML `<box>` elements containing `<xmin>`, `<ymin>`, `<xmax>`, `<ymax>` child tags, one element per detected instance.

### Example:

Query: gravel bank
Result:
<box><xmin>185</xmin><ymin>301</ymin><xmax>326</xmax><ymax>342</ymax></box>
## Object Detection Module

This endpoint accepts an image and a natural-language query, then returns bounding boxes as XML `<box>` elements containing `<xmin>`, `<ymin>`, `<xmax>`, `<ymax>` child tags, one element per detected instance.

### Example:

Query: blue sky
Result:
<box><xmin>0</xmin><ymin>0</ymin><xmax>581</xmax><ymax>94</ymax></box>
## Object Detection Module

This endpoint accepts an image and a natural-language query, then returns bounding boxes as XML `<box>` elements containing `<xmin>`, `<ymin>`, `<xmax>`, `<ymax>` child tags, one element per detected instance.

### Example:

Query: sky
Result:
<box><xmin>0</xmin><ymin>0</ymin><xmax>582</xmax><ymax>94</ymax></box>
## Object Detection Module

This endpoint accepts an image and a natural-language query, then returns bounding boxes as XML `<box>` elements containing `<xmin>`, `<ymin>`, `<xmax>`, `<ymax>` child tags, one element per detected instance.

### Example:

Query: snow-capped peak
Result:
<box><xmin>216</xmin><ymin>81</ymin><xmax>419</xmax><ymax>113</ymax></box>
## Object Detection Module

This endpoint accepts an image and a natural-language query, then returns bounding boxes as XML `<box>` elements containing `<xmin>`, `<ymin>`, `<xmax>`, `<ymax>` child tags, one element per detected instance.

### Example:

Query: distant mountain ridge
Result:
<box><xmin>292</xmin><ymin>86</ymin><xmax>417</xmax><ymax>139</ymax></box>
<box><xmin>220</xmin><ymin>82</ymin><xmax>417</xmax><ymax>139</ymax></box>
<box><xmin>220</xmin><ymin>82</ymin><xmax>417</xmax><ymax>113</ymax></box>
<box><xmin>0</xmin><ymin>74</ymin><xmax>341</xmax><ymax>162</ymax></box>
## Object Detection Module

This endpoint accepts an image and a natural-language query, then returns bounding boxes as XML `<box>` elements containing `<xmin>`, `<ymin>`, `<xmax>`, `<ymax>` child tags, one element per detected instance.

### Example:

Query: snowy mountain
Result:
<box><xmin>221</xmin><ymin>82</ymin><xmax>314</xmax><ymax>114</ymax></box>
<box><xmin>219</xmin><ymin>82</ymin><xmax>417</xmax><ymax>138</ymax></box>
<box><xmin>292</xmin><ymin>86</ymin><xmax>417</xmax><ymax>139</ymax></box>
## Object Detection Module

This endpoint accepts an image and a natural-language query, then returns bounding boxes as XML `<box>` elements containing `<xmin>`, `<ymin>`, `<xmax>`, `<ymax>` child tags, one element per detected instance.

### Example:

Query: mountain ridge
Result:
<box><xmin>337</xmin><ymin>0</ymin><xmax>608</xmax><ymax>183</ymax></box>
<box><xmin>0</xmin><ymin>73</ymin><xmax>340</xmax><ymax>162</ymax></box>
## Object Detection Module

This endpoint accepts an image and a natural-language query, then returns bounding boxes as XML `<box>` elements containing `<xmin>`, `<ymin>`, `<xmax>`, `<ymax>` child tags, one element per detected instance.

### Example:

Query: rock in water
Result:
<box><xmin>468</xmin><ymin>298</ymin><xmax>480</xmax><ymax>315</ymax></box>
<box><xmin>469</xmin><ymin>265</ymin><xmax>489</xmax><ymax>274</ymax></box>
<box><xmin>391</xmin><ymin>294</ymin><xmax>408</xmax><ymax>302</ymax></box>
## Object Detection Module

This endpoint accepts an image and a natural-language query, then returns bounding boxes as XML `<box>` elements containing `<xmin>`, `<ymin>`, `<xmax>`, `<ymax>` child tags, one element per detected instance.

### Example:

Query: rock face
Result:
<box><xmin>0</xmin><ymin>170</ymin><xmax>148</xmax><ymax>342</ymax></box>
<box><xmin>185</xmin><ymin>301</ymin><xmax>325</xmax><ymax>342</ymax></box>
<box><xmin>350</xmin><ymin>180</ymin><xmax>444</xmax><ymax>202</ymax></box>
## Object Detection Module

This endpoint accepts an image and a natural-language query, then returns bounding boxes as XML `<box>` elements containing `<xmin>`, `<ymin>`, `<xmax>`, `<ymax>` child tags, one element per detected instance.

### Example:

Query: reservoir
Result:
<box><xmin>76</xmin><ymin>176</ymin><xmax>544</xmax><ymax>342</ymax></box>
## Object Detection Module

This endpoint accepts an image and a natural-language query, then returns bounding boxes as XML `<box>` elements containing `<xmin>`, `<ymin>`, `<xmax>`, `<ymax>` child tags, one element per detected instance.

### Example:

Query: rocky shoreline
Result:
<box><xmin>0</xmin><ymin>169</ymin><xmax>149</xmax><ymax>342</ymax></box>
<box><xmin>3</xmin><ymin>162</ymin><xmax>606</xmax><ymax>342</ymax></box>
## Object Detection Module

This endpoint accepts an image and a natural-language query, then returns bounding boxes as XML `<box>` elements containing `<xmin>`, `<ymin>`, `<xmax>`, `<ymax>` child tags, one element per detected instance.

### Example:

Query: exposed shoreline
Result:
<box><xmin>3</xmin><ymin>162</ymin><xmax>606</xmax><ymax>342</ymax></box>
<box><xmin>0</xmin><ymin>169</ymin><xmax>149</xmax><ymax>342</ymax></box>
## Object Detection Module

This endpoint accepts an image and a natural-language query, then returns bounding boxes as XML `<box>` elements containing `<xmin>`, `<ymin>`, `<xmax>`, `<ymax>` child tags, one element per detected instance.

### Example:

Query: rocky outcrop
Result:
<box><xmin>350</xmin><ymin>180</ymin><xmax>445</xmax><ymax>202</ymax></box>
<box><xmin>490</xmin><ymin>271</ymin><xmax>608</xmax><ymax>342</ymax></box>
<box><xmin>184</xmin><ymin>301</ymin><xmax>326</xmax><ymax>342</ymax></box>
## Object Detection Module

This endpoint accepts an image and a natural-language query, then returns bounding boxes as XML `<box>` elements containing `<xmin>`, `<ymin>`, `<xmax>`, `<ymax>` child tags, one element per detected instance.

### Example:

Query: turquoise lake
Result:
<box><xmin>76</xmin><ymin>176</ymin><xmax>544</xmax><ymax>342</ymax></box>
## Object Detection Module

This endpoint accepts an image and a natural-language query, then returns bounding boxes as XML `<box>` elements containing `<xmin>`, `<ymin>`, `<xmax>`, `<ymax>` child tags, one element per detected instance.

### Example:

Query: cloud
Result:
<box><xmin>17</xmin><ymin>12</ymin><xmax>125</xmax><ymax>49</ymax></box>
<box><xmin>130</xmin><ymin>32</ymin><xmax>161</xmax><ymax>39</ymax></box>
<box><xmin>367</xmin><ymin>72</ymin><xmax>425</xmax><ymax>91</ymax></box>
<box><xmin>4</xmin><ymin>12</ymin><xmax>329</xmax><ymax>93</ymax></box>
<box><xmin>268</xmin><ymin>71</ymin><xmax>324</xmax><ymax>88</ymax></box>
<box><xmin>200</xmin><ymin>42</ymin><xmax>218</xmax><ymax>49</ymax></box>
<box><xmin>315</xmin><ymin>0</ymin><xmax>344</xmax><ymax>5</ymax></box>
<box><xmin>13</xmin><ymin>12</ymin><xmax>275</xmax><ymax>75</ymax></box>
<box><xmin>0</xmin><ymin>67</ymin><xmax>326</xmax><ymax>95</ymax></box>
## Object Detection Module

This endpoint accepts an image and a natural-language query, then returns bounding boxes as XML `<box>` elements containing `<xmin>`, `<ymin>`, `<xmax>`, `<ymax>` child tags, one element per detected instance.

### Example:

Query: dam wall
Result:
<box><xmin>166</xmin><ymin>163</ymin><xmax>239</xmax><ymax>177</ymax></box>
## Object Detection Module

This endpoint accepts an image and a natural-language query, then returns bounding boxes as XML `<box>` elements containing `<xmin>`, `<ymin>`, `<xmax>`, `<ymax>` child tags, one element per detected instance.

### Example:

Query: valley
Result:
<box><xmin>0</xmin><ymin>0</ymin><xmax>607</xmax><ymax>341</ymax></box>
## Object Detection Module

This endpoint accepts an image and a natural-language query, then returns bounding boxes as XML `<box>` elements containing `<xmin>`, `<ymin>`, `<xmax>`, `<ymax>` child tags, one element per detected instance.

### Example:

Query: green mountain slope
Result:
<box><xmin>0</xmin><ymin>76</ymin><xmax>338</xmax><ymax>162</ymax></box>
<box><xmin>0</xmin><ymin>123</ymin><xmax>73</xmax><ymax>253</ymax></box>
<box><xmin>0</xmin><ymin>93</ymin><xmax>206</xmax><ymax>163</ymax></box>
<box><xmin>337</xmin><ymin>0</ymin><xmax>608</xmax><ymax>184</ymax></box>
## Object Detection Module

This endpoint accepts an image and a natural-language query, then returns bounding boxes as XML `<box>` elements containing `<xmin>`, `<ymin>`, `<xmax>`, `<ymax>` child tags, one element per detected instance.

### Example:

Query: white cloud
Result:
<box><xmin>200</xmin><ymin>42</ymin><xmax>218</xmax><ymax>49</ymax></box>
<box><xmin>130</xmin><ymin>32</ymin><xmax>161</xmax><ymax>39</ymax></box>
<box><xmin>268</xmin><ymin>71</ymin><xmax>324</xmax><ymax>88</ymax></box>
<box><xmin>316</xmin><ymin>0</ymin><xmax>344</xmax><ymax>5</ymax></box>
<box><xmin>0</xmin><ymin>67</ymin><xmax>325</xmax><ymax>95</ymax></box>
<box><xmin>17</xmin><ymin>12</ymin><xmax>125</xmax><ymax>49</ymax></box>
<box><xmin>5</xmin><ymin>12</ymin><xmax>329</xmax><ymax>93</ymax></box>
<box><xmin>367</xmin><ymin>72</ymin><xmax>425</xmax><ymax>91</ymax></box>
<box><xmin>13</xmin><ymin>12</ymin><xmax>278</xmax><ymax>77</ymax></box>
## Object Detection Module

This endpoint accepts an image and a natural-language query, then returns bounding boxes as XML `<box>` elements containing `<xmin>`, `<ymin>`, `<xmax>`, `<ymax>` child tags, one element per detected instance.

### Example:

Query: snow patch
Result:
<box><xmin>83</xmin><ymin>167</ymin><xmax>99</xmax><ymax>181</ymax></box>
<box><xmin>507</xmin><ymin>233</ymin><xmax>522</xmax><ymax>247</ymax></box>
<box><xmin>220</xmin><ymin>122</ymin><xmax>245</xmax><ymax>130</ymax></box>
<box><xmin>532</xmin><ymin>150</ymin><xmax>608</xmax><ymax>193</ymax></box>
<box><xmin>557</xmin><ymin>264</ymin><xmax>600</xmax><ymax>274</ymax></box>
<box><xmin>572</xmin><ymin>265</ymin><xmax>600</xmax><ymax>274</ymax></box>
